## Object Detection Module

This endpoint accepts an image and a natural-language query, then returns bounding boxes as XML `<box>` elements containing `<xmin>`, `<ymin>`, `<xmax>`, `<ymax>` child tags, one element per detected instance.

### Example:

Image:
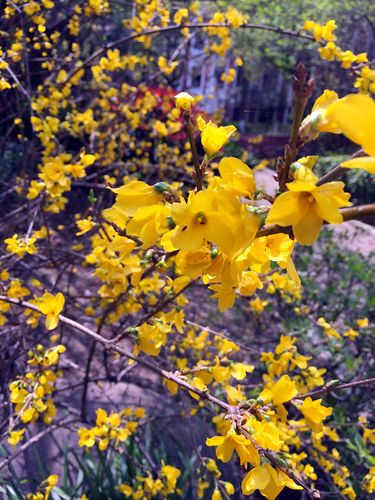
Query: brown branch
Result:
<box><xmin>316</xmin><ymin>149</ymin><xmax>364</xmax><ymax>186</ymax></box>
<box><xmin>63</xmin><ymin>23</ymin><xmax>315</xmax><ymax>85</ymax></box>
<box><xmin>183</xmin><ymin>111</ymin><xmax>203</xmax><ymax>191</ymax></box>
<box><xmin>0</xmin><ymin>418</ymin><xmax>77</xmax><ymax>472</ymax></box>
<box><xmin>294</xmin><ymin>377</ymin><xmax>375</xmax><ymax>400</ymax></box>
<box><xmin>0</xmin><ymin>296</ymin><xmax>233</xmax><ymax>413</ymax></box>
<box><xmin>279</xmin><ymin>63</ymin><xmax>314</xmax><ymax>191</ymax></box>
<box><xmin>111</xmin><ymin>277</ymin><xmax>193</xmax><ymax>343</ymax></box>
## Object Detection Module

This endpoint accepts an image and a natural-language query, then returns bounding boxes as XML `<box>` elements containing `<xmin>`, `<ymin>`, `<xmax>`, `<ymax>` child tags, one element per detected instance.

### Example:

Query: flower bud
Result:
<box><xmin>174</xmin><ymin>92</ymin><xmax>194</xmax><ymax>110</ymax></box>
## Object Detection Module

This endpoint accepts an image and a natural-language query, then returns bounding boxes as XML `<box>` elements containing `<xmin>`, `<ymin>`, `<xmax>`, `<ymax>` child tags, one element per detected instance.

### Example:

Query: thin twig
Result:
<box><xmin>294</xmin><ymin>377</ymin><xmax>375</xmax><ymax>400</ymax></box>
<box><xmin>0</xmin><ymin>296</ymin><xmax>234</xmax><ymax>413</ymax></box>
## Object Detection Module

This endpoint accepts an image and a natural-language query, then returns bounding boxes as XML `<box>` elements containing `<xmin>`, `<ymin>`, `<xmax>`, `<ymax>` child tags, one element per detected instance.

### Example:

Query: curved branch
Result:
<box><xmin>294</xmin><ymin>377</ymin><xmax>375</xmax><ymax>400</ymax></box>
<box><xmin>316</xmin><ymin>149</ymin><xmax>364</xmax><ymax>186</ymax></box>
<box><xmin>0</xmin><ymin>296</ymin><xmax>233</xmax><ymax>413</ymax></box>
<box><xmin>63</xmin><ymin>23</ymin><xmax>315</xmax><ymax>85</ymax></box>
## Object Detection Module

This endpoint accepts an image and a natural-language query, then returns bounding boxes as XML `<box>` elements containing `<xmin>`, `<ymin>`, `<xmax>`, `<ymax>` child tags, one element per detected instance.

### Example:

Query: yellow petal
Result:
<box><xmin>341</xmin><ymin>156</ymin><xmax>375</xmax><ymax>174</ymax></box>
<box><xmin>325</xmin><ymin>93</ymin><xmax>375</xmax><ymax>155</ymax></box>
<box><xmin>206</xmin><ymin>435</ymin><xmax>226</xmax><ymax>447</ymax></box>
<box><xmin>266</xmin><ymin>192</ymin><xmax>306</xmax><ymax>227</ymax></box>
<box><xmin>216</xmin><ymin>441</ymin><xmax>235</xmax><ymax>462</ymax></box>
<box><xmin>293</xmin><ymin>208</ymin><xmax>322</xmax><ymax>245</ymax></box>
<box><xmin>242</xmin><ymin>465</ymin><xmax>270</xmax><ymax>493</ymax></box>
<box><xmin>45</xmin><ymin>314</ymin><xmax>58</xmax><ymax>330</ymax></box>
<box><xmin>286</xmin><ymin>180</ymin><xmax>317</xmax><ymax>192</ymax></box>
<box><xmin>312</xmin><ymin>190</ymin><xmax>343</xmax><ymax>224</ymax></box>
<box><xmin>205</xmin><ymin>216</ymin><xmax>235</xmax><ymax>253</ymax></box>
<box><xmin>171</xmin><ymin>225</ymin><xmax>205</xmax><ymax>251</ymax></box>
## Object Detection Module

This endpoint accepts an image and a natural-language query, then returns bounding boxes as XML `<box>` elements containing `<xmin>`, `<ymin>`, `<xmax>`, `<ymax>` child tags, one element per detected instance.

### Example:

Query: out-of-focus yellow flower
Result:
<box><xmin>343</xmin><ymin>328</ymin><xmax>359</xmax><ymax>340</ymax></box>
<box><xmin>174</xmin><ymin>91</ymin><xmax>194</xmax><ymax>110</ymax></box>
<box><xmin>357</xmin><ymin>317</ymin><xmax>369</xmax><ymax>328</ymax></box>
<box><xmin>8</xmin><ymin>428</ymin><xmax>25</xmax><ymax>447</ymax></box>
<box><xmin>76</xmin><ymin>216</ymin><xmax>96</xmax><ymax>236</ymax></box>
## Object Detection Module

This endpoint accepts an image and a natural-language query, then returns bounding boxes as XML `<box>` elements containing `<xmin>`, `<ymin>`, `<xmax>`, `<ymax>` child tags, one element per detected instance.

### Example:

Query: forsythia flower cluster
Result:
<box><xmin>118</xmin><ymin>464</ymin><xmax>181</xmax><ymax>499</ymax></box>
<box><xmin>303</xmin><ymin>20</ymin><xmax>375</xmax><ymax>93</ymax></box>
<box><xmin>8</xmin><ymin>344</ymin><xmax>65</xmax><ymax>447</ymax></box>
<box><xmin>78</xmin><ymin>407</ymin><xmax>146</xmax><ymax>450</ymax></box>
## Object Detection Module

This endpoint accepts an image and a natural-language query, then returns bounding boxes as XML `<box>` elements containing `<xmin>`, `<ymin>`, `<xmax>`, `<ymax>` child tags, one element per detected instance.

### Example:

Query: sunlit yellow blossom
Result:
<box><xmin>170</xmin><ymin>190</ymin><xmax>237</xmax><ymax>253</ymax></box>
<box><xmin>127</xmin><ymin>205</ymin><xmax>170</xmax><ymax>247</ymax></box>
<box><xmin>266</xmin><ymin>180</ymin><xmax>351</xmax><ymax>245</ymax></box>
<box><xmin>325</xmin><ymin>93</ymin><xmax>375</xmax><ymax>156</ymax></box>
<box><xmin>300</xmin><ymin>90</ymin><xmax>340</xmax><ymax>142</ymax></box>
<box><xmin>269</xmin><ymin>374</ymin><xmax>298</xmax><ymax>406</ymax></box>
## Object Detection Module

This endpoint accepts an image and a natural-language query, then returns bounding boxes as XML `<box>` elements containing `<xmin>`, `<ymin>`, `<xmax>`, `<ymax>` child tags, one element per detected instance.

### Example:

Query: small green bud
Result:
<box><xmin>167</xmin><ymin>216</ymin><xmax>176</xmax><ymax>229</ymax></box>
<box><xmin>260</xmin><ymin>456</ymin><xmax>271</xmax><ymax>466</ymax></box>
<box><xmin>88</xmin><ymin>189</ymin><xmax>97</xmax><ymax>205</ymax></box>
<box><xmin>210</xmin><ymin>245</ymin><xmax>218</xmax><ymax>259</ymax></box>
<box><xmin>153</xmin><ymin>182</ymin><xmax>170</xmax><ymax>193</ymax></box>
<box><xmin>290</xmin><ymin>161</ymin><xmax>302</xmax><ymax>175</ymax></box>
<box><xmin>144</xmin><ymin>249</ymin><xmax>154</xmax><ymax>262</ymax></box>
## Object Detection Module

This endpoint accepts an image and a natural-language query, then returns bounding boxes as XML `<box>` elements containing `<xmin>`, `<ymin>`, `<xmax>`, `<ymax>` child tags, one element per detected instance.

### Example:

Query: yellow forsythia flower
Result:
<box><xmin>270</xmin><ymin>374</ymin><xmax>298</xmax><ymax>406</ymax></box>
<box><xmin>299</xmin><ymin>90</ymin><xmax>340</xmax><ymax>141</ymax></box>
<box><xmin>324</xmin><ymin>93</ymin><xmax>375</xmax><ymax>173</ymax></box>
<box><xmin>170</xmin><ymin>190</ymin><xmax>237</xmax><ymax>253</ymax></box>
<box><xmin>8</xmin><ymin>428</ymin><xmax>25</xmax><ymax>447</ymax></box>
<box><xmin>198</xmin><ymin>116</ymin><xmax>236</xmax><ymax>157</ymax></box>
<box><xmin>206</xmin><ymin>428</ymin><xmax>259</xmax><ymax>466</ymax></box>
<box><xmin>38</xmin><ymin>292</ymin><xmax>65</xmax><ymax>330</ymax></box>
<box><xmin>266</xmin><ymin>180</ymin><xmax>351</xmax><ymax>245</ymax></box>
<box><xmin>76</xmin><ymin>216</ymin><xmax>96</xmax><ymax>236</ymax></box>
<box><xmin>110</xmin><ymin>180</ymin><xmax>168</xmax><ymax>216</ymax></box>
<box><xmin>217</xmin><ymin>156</ymin><xmax>255</xmax><ymax>198</ymax></box>
<box><xmin>298</xmin><ymin>397</ymin><xmax>332</xmax><ymax>432</ymax></box>
<box><xmin>242</xmin><ymin>464</ymin><xmax>302</xmax><ymax>497</ymax></box>
<box><xmin>357</xmin><ymin>317</ymin><xmax>369</xmax><ymax>328</ymax></box>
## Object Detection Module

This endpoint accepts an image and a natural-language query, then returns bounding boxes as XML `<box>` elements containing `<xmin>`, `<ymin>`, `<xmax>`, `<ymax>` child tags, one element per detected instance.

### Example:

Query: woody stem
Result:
<box><xmin>184</xmin><ymin>111</ymin><xmax>203</xmax><ymax>191</ymax></box>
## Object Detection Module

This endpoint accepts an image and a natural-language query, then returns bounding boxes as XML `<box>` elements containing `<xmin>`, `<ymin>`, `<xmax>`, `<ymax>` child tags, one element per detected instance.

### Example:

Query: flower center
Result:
<box><xmin>195</xmin><ymin>212</ymin><xmax>207</xmax><ymax>225</ymax></box>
